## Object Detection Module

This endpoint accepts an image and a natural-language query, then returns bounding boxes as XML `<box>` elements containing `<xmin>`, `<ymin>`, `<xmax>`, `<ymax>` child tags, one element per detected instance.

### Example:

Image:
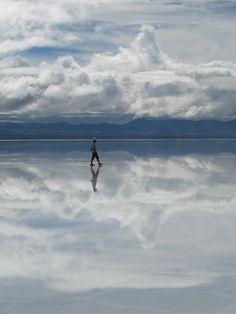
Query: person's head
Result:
<box><xmin>93</xmin><ymin>137</ymin><xmax>96</xmax><ymax>142</ymax></box>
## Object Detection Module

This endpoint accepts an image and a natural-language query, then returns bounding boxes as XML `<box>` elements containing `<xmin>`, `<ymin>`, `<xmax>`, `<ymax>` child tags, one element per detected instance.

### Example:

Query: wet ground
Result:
<box><xmin>0</xmin><ymin>140</ymin><xmax>235</xmax><ymax>314</ymax></box>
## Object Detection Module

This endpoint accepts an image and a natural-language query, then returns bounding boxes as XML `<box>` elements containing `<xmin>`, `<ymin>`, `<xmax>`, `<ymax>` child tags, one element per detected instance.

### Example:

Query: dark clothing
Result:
<box><xmin>91</xmin><ymin>143</ymin><xmax>97</xmax><ymax>153</ymax></box>
<box><xmin>90</xmin><ymin>140</ymin><xmax>102</xmax><ymax>165</ymax></box>
<box><xmin>90</xmin><ymin>142</ymin><xmax>100</xmax><ymax>164</ymax></box>
<box><xmin>91</xmin><ymin>151</ymin><xmax>100</xmax><ymax>164</ymax></box>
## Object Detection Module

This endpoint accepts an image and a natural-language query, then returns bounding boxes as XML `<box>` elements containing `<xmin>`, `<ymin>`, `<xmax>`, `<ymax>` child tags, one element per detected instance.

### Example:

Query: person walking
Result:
<box><xmin>90</xmin><ymin>138</ymin><xmax>103</xmax><ymax>166</ymax></box>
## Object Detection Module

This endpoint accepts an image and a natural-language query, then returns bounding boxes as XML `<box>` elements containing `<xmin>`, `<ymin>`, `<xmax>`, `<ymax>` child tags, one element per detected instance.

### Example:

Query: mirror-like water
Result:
<box><xmin>0</xmin><ymin>141</ymin><xmax>235</xmax><ymax>314</ymax></box>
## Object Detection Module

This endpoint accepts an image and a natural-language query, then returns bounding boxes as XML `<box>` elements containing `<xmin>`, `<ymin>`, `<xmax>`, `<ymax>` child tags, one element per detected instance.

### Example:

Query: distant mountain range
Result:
<box><xmin>0</xmin><ymin>119</ymin><xmax>236</xmax><ymax>139</ymax></box>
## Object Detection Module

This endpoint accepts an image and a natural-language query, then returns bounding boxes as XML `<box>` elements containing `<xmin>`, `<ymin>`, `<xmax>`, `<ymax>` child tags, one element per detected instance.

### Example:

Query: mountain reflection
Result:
<box><xmin>0</xmin><ymin>148</ymin><xmax>235</xmax><ymax>293</ymax></box>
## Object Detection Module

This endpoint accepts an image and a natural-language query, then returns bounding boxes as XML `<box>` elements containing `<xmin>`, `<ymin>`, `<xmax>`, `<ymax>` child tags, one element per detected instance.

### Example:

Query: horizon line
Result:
<box><xmin>0</xmin><ymin>138</ymin><xmax>236</xmax><ymax>142</ymax></box>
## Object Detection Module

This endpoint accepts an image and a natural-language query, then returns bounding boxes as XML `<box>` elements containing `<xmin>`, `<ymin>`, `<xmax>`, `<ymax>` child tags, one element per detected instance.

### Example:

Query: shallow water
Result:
<box><xmin>0</xmin><ymin>140</ymin><xmax>236</xmax><ymax>314</ymax></box>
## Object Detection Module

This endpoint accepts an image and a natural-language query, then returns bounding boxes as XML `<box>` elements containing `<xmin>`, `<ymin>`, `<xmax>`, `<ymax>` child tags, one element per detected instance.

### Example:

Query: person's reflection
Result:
<box><xmin>90</xmin><ymin>166</ymin><xmax>100</xmax><ymax>192</ymax></box>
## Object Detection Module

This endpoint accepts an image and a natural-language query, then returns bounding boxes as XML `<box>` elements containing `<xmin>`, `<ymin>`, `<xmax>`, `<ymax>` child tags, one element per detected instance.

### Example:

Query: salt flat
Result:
<box><xmin>0</xmin><ymin>140</ymin><xmax>235</xmax><ymax>314</ymax></box>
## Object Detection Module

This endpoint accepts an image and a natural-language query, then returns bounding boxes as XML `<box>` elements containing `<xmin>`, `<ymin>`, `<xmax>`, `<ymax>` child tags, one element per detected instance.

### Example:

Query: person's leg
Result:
<box><xmin>95</xmin><ymin>152</ymin><xmax>100</xmax><ymax>163</ymax></box>
<box><xmin>90</xmin><ymin>153</ymin><xmax>95</xmax><ymax>165</ymax></box>
<box><xmin>95</xmin><ymin>152</ymin><xmax>103</xmax><ymax>166</ymax></box>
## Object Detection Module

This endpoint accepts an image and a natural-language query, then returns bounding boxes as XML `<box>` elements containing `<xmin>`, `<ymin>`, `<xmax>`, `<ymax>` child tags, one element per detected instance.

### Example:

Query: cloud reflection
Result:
<box><xmin>0</xmin><ymin>150</ymin><xmax>235</xmax><ymax>292</ymax></box>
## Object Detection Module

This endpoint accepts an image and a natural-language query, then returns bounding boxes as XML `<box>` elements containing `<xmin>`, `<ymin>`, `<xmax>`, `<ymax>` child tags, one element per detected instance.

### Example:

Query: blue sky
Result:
<box><xmin>0</xmin><ymin>0</ymin><xmax>236</xmax><ymax>122</ymax></box>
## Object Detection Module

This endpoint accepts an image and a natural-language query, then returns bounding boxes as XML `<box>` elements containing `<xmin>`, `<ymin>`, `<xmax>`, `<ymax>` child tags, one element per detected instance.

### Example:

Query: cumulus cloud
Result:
<box><xmin>0</xmin><ymin>150</ymin><xmax>235</xmax><ymax>292</ymax></box>
<box><xmin>0</xmin><ymin>0</ymin><xmax>83</xmax><ymax>55</ymax></box>
<box><xmin>0</xmin><ymin>0</ymin><xmax>170</xmax><ymax>56</ymax></box>
<box><xmin>88</xmin><ymin>25</ymin><xmax>170</xmax><ymax>72</ymax></box>
<box><xmin>0</xmin><ymin>55</ymin><xmax>30</xmax><ymax>68</ymax></box>
<box><xmin>0</xmin><ymin>0</ymin><xmax>236</xmax><ymax>68</ymax></box>
<box><xmin>0</xmin><ymin>25</ymin><xmax>236</xmax><ymax>120</ymax></box>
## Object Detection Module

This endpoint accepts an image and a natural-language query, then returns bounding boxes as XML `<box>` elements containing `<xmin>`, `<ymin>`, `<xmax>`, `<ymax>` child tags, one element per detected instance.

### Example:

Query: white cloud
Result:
<box><xmin>0</xmin><ymin>25</ymin><xmax>236</xmax><ymax>119</ymax></box>
<box><xmin>0</xmin><ymin>55</ymin><xmax>30</xmax><ymax>68</ymax></box>
<box><xmin>88</xmin><ymin>25</ymin><xmax>169</xmax><ymax>72</ymax></box>
<box><xmin>0</xmin><ymin>0</ymin><xmax>236</xmax><ymax>62</ymax></box>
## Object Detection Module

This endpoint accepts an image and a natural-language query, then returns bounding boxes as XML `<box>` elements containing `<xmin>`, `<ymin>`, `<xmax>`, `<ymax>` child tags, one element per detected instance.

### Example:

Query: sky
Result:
<box><xmin>0</xmin><ymin>0</ymin><xmax>236</xmax><ymax>122</ymax></box>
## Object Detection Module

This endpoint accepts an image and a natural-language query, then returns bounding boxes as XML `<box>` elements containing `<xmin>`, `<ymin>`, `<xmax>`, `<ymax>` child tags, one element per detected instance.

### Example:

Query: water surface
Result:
<box><xmin>0</xmin><ymin>140</ymin><xmax>235</xmax><ymax>314</ymax></box>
